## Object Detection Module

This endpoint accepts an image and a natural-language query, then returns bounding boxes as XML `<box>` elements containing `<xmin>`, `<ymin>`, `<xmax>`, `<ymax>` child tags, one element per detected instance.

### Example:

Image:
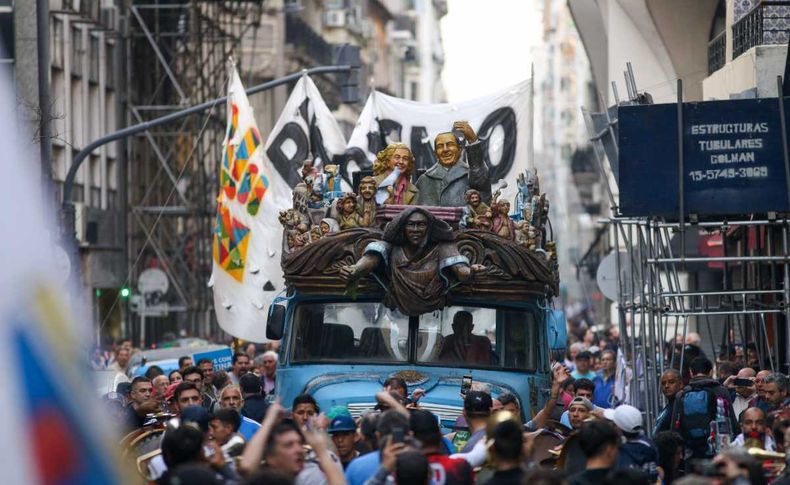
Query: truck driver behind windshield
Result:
<box><xmin>438</xmin><ymin>311</ymin><xmax>492</xmax><ymax>364</ymax></box>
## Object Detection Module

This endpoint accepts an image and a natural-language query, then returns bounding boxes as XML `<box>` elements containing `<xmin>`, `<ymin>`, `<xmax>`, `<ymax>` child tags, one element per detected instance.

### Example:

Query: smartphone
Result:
<box><xmin>391</xmin><ymin>426</ymin><xmax>405</xmax><ymax>444</ymax></box>
<box><xmin>734</xmin><ymin>377</ymin><xmax>754</xmax><ymax>387</ymax></box>
<box><xmin>461</xmin><ymin>375</ymin><xmax>473</xmax><ymax>396</ymax></box>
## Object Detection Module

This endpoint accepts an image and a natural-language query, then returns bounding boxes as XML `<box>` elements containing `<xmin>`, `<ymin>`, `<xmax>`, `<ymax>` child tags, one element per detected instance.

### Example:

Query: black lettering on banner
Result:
<box><xmin>367</xmin><ymin>119</ymin><xmax>403</xmax><ymax>156</ymax></box>
<box><xmin>265</xmin><ymin>121</ymin><xmax>309</xmax><ymax>188</ymax></box>
<box><xmin>339</xmin><ymin>146</ymin><xmax>372</xmax><ymax>187</ymax></box>
<box><xmin>409</xmin><ymin>125</ymin><xmax>437</xmax><ymax>172</ymax></box>
<box><xmin>477</xmin><ymin>107</ymin><xmax>517</xmax><ymax>182</ymax></box>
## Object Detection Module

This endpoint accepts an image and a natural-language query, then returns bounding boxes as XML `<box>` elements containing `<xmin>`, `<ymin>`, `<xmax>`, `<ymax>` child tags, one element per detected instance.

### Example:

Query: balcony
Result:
<box><xmin>733</xmin><ymin>0</ymin><xmax>790</xmax><ymax>59</ymax></box>
<box><xmin>285</xmin><ymin>14</ymin><xmax>333</xmax><ymax>65</ymax></box>
<box><xmin>708</xmin><ymin>30</ymin><xmax>726</xmax><ymax>74</ymax></box>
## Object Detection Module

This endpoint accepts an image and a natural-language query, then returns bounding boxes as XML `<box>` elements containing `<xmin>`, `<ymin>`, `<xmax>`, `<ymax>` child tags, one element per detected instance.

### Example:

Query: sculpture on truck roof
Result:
<box><xmin>338</xmin><ymin>207</ymin><xmax>485</xmax><ymax>315</ymax></box>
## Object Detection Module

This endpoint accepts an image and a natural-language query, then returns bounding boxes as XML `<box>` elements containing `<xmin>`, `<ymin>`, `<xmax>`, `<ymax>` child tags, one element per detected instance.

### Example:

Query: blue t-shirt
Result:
<box><xmin>238</xmin><ymin>415</ymin><xmax>261</xmax><ymax>441</ymax></box>
<box><xmin>593</xmin><ymin>372</ymin><xmax>616</xmax><ymax>408</ymax></box>
<box><xmin>345</xmin><ymin>451</ymin><xmax>381</xmax><ymax>485</ymax></box>
<box><xmin>570</xmin><ymin>370</ymin><xmax>597</xmax><ymax>380</ymax></box>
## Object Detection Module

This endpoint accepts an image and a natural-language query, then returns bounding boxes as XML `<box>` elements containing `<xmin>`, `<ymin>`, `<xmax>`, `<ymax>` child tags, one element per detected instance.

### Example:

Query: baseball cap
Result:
<box><xmin>326</xmin><ymin>405</ymin><xmax>352</xmax><ymax>420</ymax></box>
<box><xmin>568</xmin><ymin>397</ymin><xmax>593</xmax><ymax>411</ymax></box>
<box><xmin>464</xmin><ymin>391</ymin><xmax>493</xmax><ymax>417</ymax></box>
<box><xmin>410</xmin><ymin>409</ymin><xmax>440</xmax><ymax>438</ymax></box>
<box><xmin>180</xmin><ymin>406</ymin><xmax>210</xmax><ymax>433</ymax></box>
<box><xmin>603</xmin><ymin>404</ymin><xmax>643</xmax><ymax>433</ymax></box>
<box><xmin>328</xmin><ymin>414</ymin><xmax>356</xmax><ymax>434</ymax></box>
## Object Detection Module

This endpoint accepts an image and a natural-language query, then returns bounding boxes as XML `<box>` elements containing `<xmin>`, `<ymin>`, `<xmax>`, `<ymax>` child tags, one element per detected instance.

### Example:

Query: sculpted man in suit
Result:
<box><xmin>415</xmin><ymin>121</ymin><xmax>491</xmax><ymax>207</ymax></box>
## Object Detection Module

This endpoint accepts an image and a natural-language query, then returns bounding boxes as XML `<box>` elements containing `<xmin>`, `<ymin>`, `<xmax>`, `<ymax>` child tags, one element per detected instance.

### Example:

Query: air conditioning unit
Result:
<box><xmin>324</xmin><ymin>10</ymin><xmax>347</xmax><ymax>28</ymax></box>
<box><xmin>100</xmin><ymin>6</ymin><xmax>118</xmax><ymax>31</ymax></box>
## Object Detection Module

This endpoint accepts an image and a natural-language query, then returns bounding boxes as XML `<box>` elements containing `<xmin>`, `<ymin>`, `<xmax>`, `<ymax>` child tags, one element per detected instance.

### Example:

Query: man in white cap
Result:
<box><xmin>603</xmin><ymin>404</ymin><xmax>658</xmax><ymax>482</ymax></box>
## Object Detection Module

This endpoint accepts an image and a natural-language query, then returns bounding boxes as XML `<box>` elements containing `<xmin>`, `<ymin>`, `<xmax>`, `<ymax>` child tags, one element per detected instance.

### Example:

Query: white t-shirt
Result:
<box><xmin>732</xmin><ymin>433</ymin><xmax>775</xmax><ymax>451</ymax></box>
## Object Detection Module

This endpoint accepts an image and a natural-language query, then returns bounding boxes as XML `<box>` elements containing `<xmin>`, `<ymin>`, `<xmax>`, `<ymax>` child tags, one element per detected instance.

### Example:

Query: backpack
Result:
<box><xmin>675</xmin><ymin>385</ymin><xmax>717</xmax><ymax>448</ymax></box>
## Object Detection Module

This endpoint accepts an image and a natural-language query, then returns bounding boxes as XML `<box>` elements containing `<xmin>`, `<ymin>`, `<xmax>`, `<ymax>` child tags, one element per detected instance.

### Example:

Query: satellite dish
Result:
<box><xmin>596</xmin><ymin>251</ymin><xmax>640</xmax><ymax>302</ymax></box>
<box><xmin>138</xmin><ymin>268</ymin><xmax>169</xmax><ymax>295</ymax></box>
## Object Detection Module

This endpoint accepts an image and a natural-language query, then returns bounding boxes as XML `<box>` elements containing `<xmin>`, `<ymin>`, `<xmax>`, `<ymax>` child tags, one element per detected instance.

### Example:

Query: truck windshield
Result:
<box><xmin>291</xmin><ymin>302</ymin><xmax>410</xmax><ymax>363</ymax></box>
<box><xmin>290</xmin><ymin>302</ymin><xmax>538</xmax><ymax>370</ymax></box>
<box><xmin>417</xmin><ymin>306</ymin><xmax>538</xmax><ymax>371</ymax></box>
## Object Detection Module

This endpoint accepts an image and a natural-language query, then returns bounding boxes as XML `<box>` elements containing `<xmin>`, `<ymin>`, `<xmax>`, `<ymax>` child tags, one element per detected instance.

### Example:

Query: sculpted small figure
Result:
<box><xmin>357</xmin><ymin>176</ymin><xmax>378</xmax><ymax>227</ymax></box>
<box><xmin>309</xmin><ymin>225</ymin><xmax>323</xmax><ymax>243</ymax></box>
<box><xmin>492</xmin><ymin>200</ymin><xmax>516</xmax><ymax>240</ymax></box>
<box><xmin>320</xmin><ymin>218</ymin><xmax>340</xmax><ymax>236</ymax></box>
<box><xmin>462</xmin><ymin>189</ymin><xmax>492</xmax><ymax>231</ymax></box>
<box><xmin>336</xmin><ymin>193</ymin><xmax>361</xmax><ymax>230</ymax></box>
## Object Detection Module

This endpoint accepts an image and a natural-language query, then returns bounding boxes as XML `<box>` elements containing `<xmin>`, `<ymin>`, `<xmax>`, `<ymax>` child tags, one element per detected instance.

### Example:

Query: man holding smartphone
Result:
<box><xmin>724</xmin><ymin>367</ymin><xmax>757</xmax><ymax>418</ymax></box>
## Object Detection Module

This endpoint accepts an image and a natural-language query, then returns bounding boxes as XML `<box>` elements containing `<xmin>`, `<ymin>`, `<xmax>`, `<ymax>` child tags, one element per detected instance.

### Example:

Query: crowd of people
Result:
<box><xmin>97</xmin><ymin>332</ymin><xmax>790</xmax><ymax>485</ymax></box>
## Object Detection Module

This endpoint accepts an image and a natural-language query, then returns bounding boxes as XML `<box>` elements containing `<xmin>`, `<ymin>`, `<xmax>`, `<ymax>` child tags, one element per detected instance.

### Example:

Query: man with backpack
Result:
<box><xmin>672</xmin><ymin>357</ymin><xmax>739</xmax><ymax>459</ymax></box>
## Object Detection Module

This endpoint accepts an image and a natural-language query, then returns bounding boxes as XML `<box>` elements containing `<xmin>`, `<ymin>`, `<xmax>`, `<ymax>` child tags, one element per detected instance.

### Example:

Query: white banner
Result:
<box><xmin>211</xmin><ymin>71</ymin><xmax>347</xmax><ymax>342</ymax></box>
<box><xmin>346</xmin><ymin>79</ymin><xmax>532</xmax><ymax>192</ymax></box>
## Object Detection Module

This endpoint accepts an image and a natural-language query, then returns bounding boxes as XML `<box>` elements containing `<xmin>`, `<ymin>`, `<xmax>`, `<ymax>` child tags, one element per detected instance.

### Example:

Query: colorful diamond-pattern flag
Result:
<box><xmin>213</xmin><ymin>68</ymin><xmax>269</xmax><ymax>283</ymax></box>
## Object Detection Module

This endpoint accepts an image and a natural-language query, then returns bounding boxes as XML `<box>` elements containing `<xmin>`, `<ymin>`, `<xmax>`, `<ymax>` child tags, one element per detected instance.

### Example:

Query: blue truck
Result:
<box><xmin>267</xmin><ymin>213</ymin><xmax>564</xmax><ymax>430</ymax></box>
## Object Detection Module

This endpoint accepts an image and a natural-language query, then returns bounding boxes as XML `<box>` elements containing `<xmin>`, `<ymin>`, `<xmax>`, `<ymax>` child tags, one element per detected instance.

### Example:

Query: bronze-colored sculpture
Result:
<box><xmin>339</xmin><ymin>207</ymin><xmax>485</xmax><ymax>315</ymax></box>
<box><xmin>356</xmin><ymin>176</ymin><xmax>378</xmax><ymax>227</ymax></box>
<box><xmin>320</xmin><ymin>218</ymin><xmax>340</xmax><ymax>236</ymax></box>
<box><xmin>492</xmin><ymin>200</ymin><xmax>516</xmax><ymax>240</ymax></box>
<box><xmin>336</xmin><ymin>193</ymin><xmax>361</xmax><ymax>230</ymax></box>
<box><xmin>415</xmin><ymin>121</ymin><xmax>490</xmax><ymax>206</ymax></box>
<box><xmin>374</xmin><ymin>143</ymin><xmax>419</xmax><ymax>205</ymax></box>
<box><xmin>462</xmin><ymin>189</ymin><xmax>492</xmax><ymax>231</ymax></box>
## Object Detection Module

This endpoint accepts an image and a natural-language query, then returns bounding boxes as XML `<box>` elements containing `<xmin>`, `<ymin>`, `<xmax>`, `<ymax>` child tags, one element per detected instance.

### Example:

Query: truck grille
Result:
<box><xmin>346</xmin><ymin>402</ymin><xmax>463</xmax><ymax>423</ymax></box>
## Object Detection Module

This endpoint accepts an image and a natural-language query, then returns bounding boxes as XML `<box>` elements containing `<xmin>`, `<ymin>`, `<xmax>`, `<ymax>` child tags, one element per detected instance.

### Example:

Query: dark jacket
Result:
<box><xmin>672</xmin><ymin>376</ymin><xmax>739</xmax><ymax>455</ymax></box>
<box><xmin>653</xmin><ymin>397</ymin><xmax>676</xmax><ymax>435</ymax></box>
<box><xmin>241</xmin><ymin>394</ymin><xmax>269</xmax><ymax>423</ymax></box>
<box><xmin>617</xmin><ymin>436</ymin><xmax>659</xmax><ymax>482</ymax></box>
<box><xmin>415</xmin><ymin>141</ymin><xmax>490</xmax><ymax>207</ymax></box>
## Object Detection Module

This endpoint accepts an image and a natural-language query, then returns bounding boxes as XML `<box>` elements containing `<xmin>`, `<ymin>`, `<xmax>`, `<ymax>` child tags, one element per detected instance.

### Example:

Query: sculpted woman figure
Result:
<box><xmin>374</xmin><ymin>143</ymin><xmax>419</xmax><ymax>205</ymax></box>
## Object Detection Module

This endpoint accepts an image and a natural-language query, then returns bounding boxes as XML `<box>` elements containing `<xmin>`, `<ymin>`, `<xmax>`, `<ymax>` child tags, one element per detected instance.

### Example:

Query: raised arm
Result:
<box><xmin>530</xmin><ymin>364</ymin><xmax>570</xmax><ymax>430</ymax></box>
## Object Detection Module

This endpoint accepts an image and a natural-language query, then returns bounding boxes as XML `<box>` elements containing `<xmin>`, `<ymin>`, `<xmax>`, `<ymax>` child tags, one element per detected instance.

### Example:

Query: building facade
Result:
<box><xmin>6</xmin><ymin>0</ymin><xmax>446</xmax><ymax>346</ymax></box>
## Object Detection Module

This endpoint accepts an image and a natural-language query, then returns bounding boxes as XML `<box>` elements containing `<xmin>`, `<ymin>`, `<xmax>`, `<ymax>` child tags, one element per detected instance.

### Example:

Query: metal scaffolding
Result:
<box><xmin>584</xmin><ymin>66</ymin><xmax>790</xmax><ymax>430</ymax></box>
<box><xmin>124</xmin><ymin>2</ymin><xmax>265</xmax><ymax>345</ymax></box>
<box><xmin>604</xmin><ymin>217</ymin><xmax>790</xmax><ymax>428</ymax></box>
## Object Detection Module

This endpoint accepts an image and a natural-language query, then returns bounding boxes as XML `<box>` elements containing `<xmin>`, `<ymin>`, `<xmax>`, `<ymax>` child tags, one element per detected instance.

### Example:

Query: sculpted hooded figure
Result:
<box><xmin>339</xmin><ymin>207</ymin><xmax>484</xmax><ymax>315</ymax></box>
<box><xmin>415</xmin><ymin>121</ymin><xmax>491</xmax><ymax>207</ymax></box>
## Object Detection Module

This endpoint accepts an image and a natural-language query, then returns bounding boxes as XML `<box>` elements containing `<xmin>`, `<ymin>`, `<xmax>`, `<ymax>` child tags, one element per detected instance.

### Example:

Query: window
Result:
<box><xmin>71</xmin><ymin>26</ymin><xmax>83</xmax><ymax>77</ymax></box>
<box><xmin>51</xmin><ymin>17</ymin><xmax>64</xmax><ymax>68</ymax></box>
<box><xmin>418</xmin><ymin>306</ymin><xmax>538</xmax><ymax>371</ymax></box>
<box><xmin>290</xmin><ymin>302</ymin><xmax>409</xmax><ymax>363</ymax></box>
<box><xmin>288</xmin><ymin>301</ymin><xmax>539</xmax><ymax>371</ymax></box>
<box><xmin>89</xmin><ymin>34</ymin><xmax>99</xmax><ymax>83</ymax></box>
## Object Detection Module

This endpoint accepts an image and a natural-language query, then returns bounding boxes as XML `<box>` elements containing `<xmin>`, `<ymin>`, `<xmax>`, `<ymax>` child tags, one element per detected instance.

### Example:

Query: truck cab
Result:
<box><xmin>268</xmin><ymin>213</ymin><xmax>563</xmax><ymax>429</ymax></box>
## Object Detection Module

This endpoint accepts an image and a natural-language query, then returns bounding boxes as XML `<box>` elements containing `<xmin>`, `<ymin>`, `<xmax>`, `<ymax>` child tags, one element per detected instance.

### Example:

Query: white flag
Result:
<box><xmin>346</xmin><ymin>79</ymin><xmax>532</xmax><ymax>191</ymax></box>
<box><xmin>211</xmin><ymin>69</ymin><xmax>347</xmax><ymax>342</ymax></box>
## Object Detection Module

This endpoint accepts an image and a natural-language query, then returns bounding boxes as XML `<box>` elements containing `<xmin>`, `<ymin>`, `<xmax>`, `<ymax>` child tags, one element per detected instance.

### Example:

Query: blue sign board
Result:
<box><xmin>193</xmin><ymin>347</ymin><xmax>233</xmax><ymax>371</ymax></box>
<box><xmin>618</xmin><ymin>98</ymin><xmax>790</xmax><ymax>217</ymax></box>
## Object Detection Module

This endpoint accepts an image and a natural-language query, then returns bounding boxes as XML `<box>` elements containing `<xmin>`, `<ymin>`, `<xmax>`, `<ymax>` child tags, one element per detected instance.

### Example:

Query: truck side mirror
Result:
<box><xmin>267</xmin><ymin>304</ymin><xmax>286</xmax><ymax>340</ymax></box>
<box><xmin>547</xmin><ymin>309</ymin><xmax>567</xmax><ymax>351</ymax></box>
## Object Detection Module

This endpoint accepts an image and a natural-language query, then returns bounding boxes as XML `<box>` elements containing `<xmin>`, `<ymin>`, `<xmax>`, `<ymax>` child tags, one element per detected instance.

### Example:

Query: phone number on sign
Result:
<box><xmin>688</xmin><ymin>166</ymin><xmax>768</xmax><ymax>182</ymax></box>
